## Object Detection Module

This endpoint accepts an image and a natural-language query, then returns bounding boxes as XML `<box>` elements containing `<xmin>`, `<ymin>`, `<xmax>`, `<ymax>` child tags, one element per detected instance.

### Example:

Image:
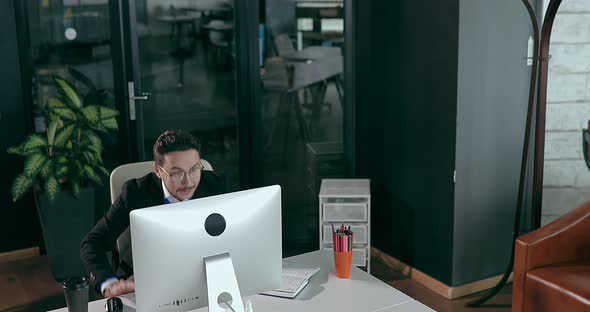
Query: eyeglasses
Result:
<box><xmin>158</xmin><ymin>163</ymin><xmax>203</xmax><ymax>184</ymax></box>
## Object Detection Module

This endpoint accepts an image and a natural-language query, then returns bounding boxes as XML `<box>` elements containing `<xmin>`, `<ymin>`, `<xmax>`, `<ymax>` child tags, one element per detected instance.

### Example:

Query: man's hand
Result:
<box><xmin>104</xmin><ymin>276</ymin><xmax>135</xmax><ymax>298</ymax></box>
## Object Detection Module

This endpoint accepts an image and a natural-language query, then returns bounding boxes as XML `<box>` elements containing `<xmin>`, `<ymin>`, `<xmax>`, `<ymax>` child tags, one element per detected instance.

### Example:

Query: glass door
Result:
<box><xmin>259</xmin><ymin>0</ymin><xmax>346</xmax><ymax>256</ymax></box>
<box><xmin>18</xmin><ymin>0</ymin><xmax>128</xmax><ymax>219</ymax></box>
<box><xmin>120</xmin><ymin>0</ymin><xmax>241</xmax><ymax>191</ymax></box>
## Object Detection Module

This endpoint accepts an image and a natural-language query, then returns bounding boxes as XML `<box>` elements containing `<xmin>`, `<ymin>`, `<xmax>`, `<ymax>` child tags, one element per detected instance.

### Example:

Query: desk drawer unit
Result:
<box><xmin>319</xmin><ymin>179</ymin><xmax>371</xmax><ymax>273</ymax></box>
<box><xmin>322</xmin><ymin>203</ymin><xmax>367</xmax><ymax>222</ymax></box>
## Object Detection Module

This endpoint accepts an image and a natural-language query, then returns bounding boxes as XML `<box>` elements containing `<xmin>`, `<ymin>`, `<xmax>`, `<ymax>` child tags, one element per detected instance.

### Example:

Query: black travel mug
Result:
<box><xmin>105</xmin><ymin>297</ymin><xmax>124</xmax><ymax>312</ymax></box>
<box><xmin>62</xmin><ymin>276</ymin><xmax>89</xmax><ymax>312</ymax></box>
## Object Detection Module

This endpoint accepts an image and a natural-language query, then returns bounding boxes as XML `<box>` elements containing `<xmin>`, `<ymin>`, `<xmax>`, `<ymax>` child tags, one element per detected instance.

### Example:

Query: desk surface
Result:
<box><xmin>157</xmin><ymin>14</ymin><xmax>200</xmax><ymax>23</ymax></box>
<box><xmin>201</xmin><ymin>22</ymin><xmax>233</xmax><ymax>31</ymax></box>
<box><xmin>262</xmin><ymin>56</ymin><xmax>342</xmax><ymax>92</ymax></box>
<box><xmin>49</xmin><ymin>250</ymin><xmax>434</xmax><ymax>312</ymax></box>
<box><xmin>281</xmin><ymin>46</ymin><xmax>341</xmax><ymax>61</ymax></box>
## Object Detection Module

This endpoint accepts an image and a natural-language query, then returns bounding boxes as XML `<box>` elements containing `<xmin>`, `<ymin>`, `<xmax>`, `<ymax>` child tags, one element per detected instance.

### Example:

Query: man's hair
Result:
<box><xmin>153</xmin><ymin>130</ymin><xmax>201</xmax><ymax>165</ymax></box>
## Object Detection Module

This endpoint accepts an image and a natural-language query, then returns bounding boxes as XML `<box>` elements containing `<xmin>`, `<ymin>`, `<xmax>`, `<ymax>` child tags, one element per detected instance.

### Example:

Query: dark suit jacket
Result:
<box><xmin>80</xmin><ymin>171</ymin><xmax>225</xmax><ymax>290</ymax></box>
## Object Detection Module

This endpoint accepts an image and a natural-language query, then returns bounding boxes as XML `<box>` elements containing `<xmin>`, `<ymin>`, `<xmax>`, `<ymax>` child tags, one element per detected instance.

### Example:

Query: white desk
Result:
<box><xmin>49</xmin><ymin>250</ymin><xmax>435</xmax><ymax>312</ymax></box>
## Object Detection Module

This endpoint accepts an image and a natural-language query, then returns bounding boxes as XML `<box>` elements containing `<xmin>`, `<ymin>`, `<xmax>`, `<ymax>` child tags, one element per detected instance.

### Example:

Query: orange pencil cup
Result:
<box><xmin>334</xmin><ymin>251</ymin><xmax>353</xmax><ymax>278</ymax></box>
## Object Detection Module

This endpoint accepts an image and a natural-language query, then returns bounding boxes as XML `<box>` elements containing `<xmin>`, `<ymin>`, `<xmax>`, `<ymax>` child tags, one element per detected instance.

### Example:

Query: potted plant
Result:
<box><xmin>8</xmin><ymin>74</ymin><xmax>118</xmax><ymax>281</ymax></box>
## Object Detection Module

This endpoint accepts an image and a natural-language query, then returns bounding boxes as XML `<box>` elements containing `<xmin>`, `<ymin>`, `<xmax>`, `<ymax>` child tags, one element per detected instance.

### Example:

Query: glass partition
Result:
<box><xmin>260</xmin><ymin>0</ymin><xmax>345</xmax><ymax>256</ymax></box>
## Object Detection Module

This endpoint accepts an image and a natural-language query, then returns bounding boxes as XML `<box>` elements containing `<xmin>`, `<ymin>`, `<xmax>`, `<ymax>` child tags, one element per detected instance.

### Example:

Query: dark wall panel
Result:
<box><xmin>357</xmin><ymin>0</ymin><xmax>459</xmax><ymax>285</ymax></box>
<box><xmin>0</xmin><ymin>0</ymin><xmax>41</xmax><ymax>252</ymax></box>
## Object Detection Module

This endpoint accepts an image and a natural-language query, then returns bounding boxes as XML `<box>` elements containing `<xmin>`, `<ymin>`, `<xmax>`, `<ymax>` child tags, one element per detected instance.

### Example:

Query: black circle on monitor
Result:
<box><xmin>204</xmin><ymin>213</ymin><xmax>226</xmax><ymax>236</ymax></box>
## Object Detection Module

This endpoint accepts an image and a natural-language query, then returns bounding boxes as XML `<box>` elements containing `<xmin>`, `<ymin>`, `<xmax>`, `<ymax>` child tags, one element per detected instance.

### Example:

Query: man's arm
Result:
<box><xmin>80</xmin><ymin>182</ymin><xmax>135</xmax><ymax>292</ymax></box>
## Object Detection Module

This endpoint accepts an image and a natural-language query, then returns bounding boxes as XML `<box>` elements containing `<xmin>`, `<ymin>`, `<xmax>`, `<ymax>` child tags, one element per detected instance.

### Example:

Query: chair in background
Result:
<box><xmin>109</xmin><ymin>159</ymin><xmax>213</xmax><ymax>275</ymax></box>
<box><xmin>272</xmin><ymin>33</ymin><xmax>334</xmax><ymax>114</ymax></box>
<box><xmin>273</xmin><ymin>33</ymin><xmax>296</xmax><ymax>57</ymax></box>
<box><xmin>203</xmin><ymin>19</ymin><xmax>233</xmax><ymax>67</ymax></box>
<box><xmin>513</xmin><ymin>200</ymin><xmax>590</xmax><ymax>312</ymax></box>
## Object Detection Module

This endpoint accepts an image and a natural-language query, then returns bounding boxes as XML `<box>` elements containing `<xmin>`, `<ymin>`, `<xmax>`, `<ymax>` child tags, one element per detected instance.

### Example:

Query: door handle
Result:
<box><xmin>129</xmin><ymin>95</ymin><xmax>149</xmax><ymax>100</ymax></box>
<box><xmin>127</xmin><ymin>82</ymin><xmax>150</xmax><ymax>120</ymax></box>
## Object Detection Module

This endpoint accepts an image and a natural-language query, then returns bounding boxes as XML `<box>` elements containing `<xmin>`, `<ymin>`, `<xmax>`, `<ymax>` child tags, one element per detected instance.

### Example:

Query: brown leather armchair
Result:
<box><xmin>513</xmin><ymin>200</ymin><xmax>590</xmax><ymax>312</ymax></box>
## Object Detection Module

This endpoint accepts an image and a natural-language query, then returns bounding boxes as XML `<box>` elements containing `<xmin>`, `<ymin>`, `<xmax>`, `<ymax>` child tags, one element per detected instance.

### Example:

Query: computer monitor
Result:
<box><xmin>130</xmin><ymin>185</ymin><xmax>282</xmax><ymax>312</ymax></box>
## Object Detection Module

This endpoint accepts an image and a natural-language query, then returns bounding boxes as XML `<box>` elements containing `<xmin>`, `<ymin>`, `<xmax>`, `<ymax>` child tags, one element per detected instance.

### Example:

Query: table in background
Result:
<box><xmin>262</xmin><ymin>56</ymin><xmax>343</xmax><ymax>150</ymax></box>
<box><xmin>281</xmin><ymin>46</ymin><xmax>341</xmax><ymax>62</ymax></box>
<box><xmin>49</xmin><ymin>250</ymin><xmax>435</xmax><ymax>312</ymax></box>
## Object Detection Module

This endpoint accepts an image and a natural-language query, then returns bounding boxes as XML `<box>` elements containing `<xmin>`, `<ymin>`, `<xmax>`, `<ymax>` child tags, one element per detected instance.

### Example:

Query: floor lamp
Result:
<box><xmin>466</xmin><ymin>0</ymin><xmax>563</xmax><ymax>307</ymax></box>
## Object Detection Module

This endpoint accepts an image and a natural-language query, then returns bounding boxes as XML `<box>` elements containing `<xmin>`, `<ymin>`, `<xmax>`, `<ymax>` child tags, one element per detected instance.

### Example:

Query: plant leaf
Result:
<box><xmin>6</xmin><ymin>146</ymin><xmax>25</xmax><ymax>155</ymax></box>
<box><xmin>54</xmin><ymin>76</ymin><xmax>82</xmax><ymax>109</ymax></box>
<box><xmin>82</xmin><ymin>105</ymin><xmax>100</xmax><ymax>125</ymax></box>
<box><xmin>12</xmin><ymin>174</ymin><xmax>34</xmax><ymax>202</ymax></box>
<box><xmin>7</xmin><ymin>146</ymin><xmax>41</xmax><ymax>156</ymax></box>
<box><xmin>85</xmin><ymin>131</ymin><xmax>102</xmax><ymax>149</ymax></box>
<box><xmin>46</xmin><ymin>97</ymin><xmax>67</xmax><ymax>109</ymax></box>
<box><xmin>24</xmin><ymin>154</ymin><xmax>48</xmax><ymax>177</ymax></box>
<box><xmin>91</xmin><ymin>123</ymin><xmax>108</xmax><ymax>133</ymax></box>
<box><xmin>45</xmin><ymin>176</ymin><xmax>59</xmax><ymax>202</ymax></box>
<box><xmin>54</xmin><ymin>124</ymin><xmax>76</xmax><ymax>148</ymax></box>
<box><xmin>55</xmin><ymin>165</ymin><xmax>68</xmax><ymax>178</ymax></box>
<box><xmin>13</xmin><ymin>135</ymin><xmax>47</xmax><ymax>153</ymax></box>
<box><xmin>83</xmin><ymin>165</ymin><xmax>102</xmax><ymax>185</ymax></box>
<box><xmin>51</xmin><ymin>107</ymin><xmax>77</xmax><ymax>121</ymax></box>
<box><xmin>71</xmin><ymin>182</ymin><xmax>80</xmax><ymax>197</ymax></box>
<box><xmin>98</xmin><ymin>166</ymin><xmax>110</xmax><ymax>177</ymax></box>
<box><xmin>83</xmin><ymin>142</ymin><xmax>102</xmax><ymax>156</ymax></box>
<box><xmin>46</xmin><ymin>121</ymin><xmax>58</xmax><ymax>147</ymax></box>
<box><xmin>101</xmin><ymin>118</ymin><xmax>118</xmax><ymax>130</ymax></box>
<box><xmin>99</xmin><ymin>106</ymin><xmax>119</xmax><ymax>120</ymax></box>
<box><xmin>56</xmin><ymin>156</ymin><xmax>68</xmax><ymax>165</ymax></box>
<box><xmin>82</xmin><ymin>151</ymin><xmax>97</xmax><ymax>164</ymax></box>
<box><xmin>39</xmin><ymin>159</ymin><xmax>53</xmax><ymax>179</ymax></box>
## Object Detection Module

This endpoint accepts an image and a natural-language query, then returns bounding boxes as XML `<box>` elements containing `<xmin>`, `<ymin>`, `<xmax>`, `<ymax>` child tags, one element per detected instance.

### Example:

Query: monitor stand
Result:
<box><xmin>204</xmin><ymin>253</ymin><xmax>245</xmax><ymax>312</ymax></box>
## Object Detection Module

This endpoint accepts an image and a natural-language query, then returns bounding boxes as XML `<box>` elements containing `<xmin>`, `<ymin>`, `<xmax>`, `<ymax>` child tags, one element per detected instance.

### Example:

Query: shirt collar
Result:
<box><xmin>161</xmin><ymin>180</ymin><xmax>186</xmax><ymax>203</ymax></box>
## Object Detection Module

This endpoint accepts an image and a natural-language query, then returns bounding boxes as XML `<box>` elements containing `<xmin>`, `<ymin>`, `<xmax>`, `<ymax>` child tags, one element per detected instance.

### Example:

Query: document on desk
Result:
<box><xmin>260</xmin><ymin>261</ymin><xmax>321</xmax><ymax>299</ymax></box>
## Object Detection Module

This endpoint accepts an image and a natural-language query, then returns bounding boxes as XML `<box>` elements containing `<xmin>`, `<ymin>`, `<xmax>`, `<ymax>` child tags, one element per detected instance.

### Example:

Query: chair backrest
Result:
<box><xmin>108</xmin><ymin>159</ymin><xmax>213</xmax><ymax>274</ymax></box>
<box><xmin>273</xmin><ymin>33</ymin><xmax>295</xmax><ymax>57</ymax></box>
<box><xmin>110</xmin><ymin>161</ymin><xmax>153</xmax><ymax>204</ymax></box>
<box><xmin>207</xmin><ymin>20</ymin><xmax>230</xmax><ymax>45</ymax></box>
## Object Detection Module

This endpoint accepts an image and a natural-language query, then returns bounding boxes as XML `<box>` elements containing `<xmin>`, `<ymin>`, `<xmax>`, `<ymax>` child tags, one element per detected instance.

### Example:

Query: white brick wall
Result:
<box><xmin>546</xmin><ymin>73</ymin><xmax>588</xmax><ymax>102</ymax></box>
<box><xmin>558</xmin><ymin>0</ymin><xmax>590</xmax><ymax>13</ymax></box>
<box><xmin>542</xmin><ymin>187</ymin><xmax>590</xmax><ymax>225</ymax></box>
<box><xmin>543</xmin><ymin>160</ymin><xmax>590</xmax><ymax>187</ymax></box>
<box><xmin>543</xmin><ymin>5</ymin><xmax>590</xmax><ymax>224</ymax></box>
<box><xmin>551</xmin><ymin>13</ymin><xmax>590</xmax><ymax>44</ymax></box>
<box><xmin>544</xmin><ymin>131</ymin><xmax>582</xmax><ymax>160</ymax></box>
<box><xmin>548</xmin><ymin>44</ymin><xmax>590</xmax><ymax>73</ymax></box>
<box><xmin>545</xmin><ymin>103</ymin><xmax>590</xmax><ymax>130</ymax></box>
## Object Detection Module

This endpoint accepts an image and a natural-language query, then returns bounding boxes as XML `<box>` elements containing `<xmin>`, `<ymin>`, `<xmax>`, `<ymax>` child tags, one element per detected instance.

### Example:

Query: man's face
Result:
<box><xmin>154</xmin><ymin>149</ymin><xmax>201</xmax><ymax>200</ymax></box>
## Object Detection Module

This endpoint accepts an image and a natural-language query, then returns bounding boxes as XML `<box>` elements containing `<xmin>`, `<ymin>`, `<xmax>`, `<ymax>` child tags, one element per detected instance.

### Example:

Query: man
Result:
<box><xmin>80</xmin><ymin>130</ymin><xmax>225</xmax><ymax>297</ymax></box>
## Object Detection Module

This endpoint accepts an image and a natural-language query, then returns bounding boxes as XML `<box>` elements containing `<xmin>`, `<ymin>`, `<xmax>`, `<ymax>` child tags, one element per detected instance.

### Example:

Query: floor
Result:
<box><xmin>0</xmin><ymin>254</ymin><xmax>512</xmax><ymax>312</ymax></box>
